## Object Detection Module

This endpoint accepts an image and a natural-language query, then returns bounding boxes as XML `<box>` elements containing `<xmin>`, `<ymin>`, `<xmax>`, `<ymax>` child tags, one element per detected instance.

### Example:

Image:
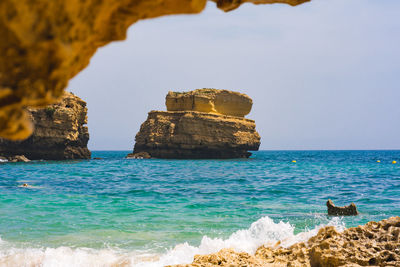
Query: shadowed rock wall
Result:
<box><xmin>0</xmin><ymin>0</ymin><xmax>309</xmax><ymax>140</ymax></box>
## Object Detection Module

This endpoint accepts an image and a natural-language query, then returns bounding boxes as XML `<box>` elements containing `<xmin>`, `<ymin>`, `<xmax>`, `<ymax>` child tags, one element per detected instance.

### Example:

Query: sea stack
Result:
<box><xmin>129</xmin><ymin>89</ymin><xmax>260</xmax><ymax>159</ymax></box>
<box><xmin>0</xmin><ymin>92</ymin><xmax>90</xmax><ymax>160</ymax></box>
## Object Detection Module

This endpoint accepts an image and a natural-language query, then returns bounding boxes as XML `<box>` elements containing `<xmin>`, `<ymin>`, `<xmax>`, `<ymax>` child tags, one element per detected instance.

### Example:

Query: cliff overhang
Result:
<box><xmin>0</xmin><ymin>0</ymin><xmax>309</xmax><ymax>140</ymax></box>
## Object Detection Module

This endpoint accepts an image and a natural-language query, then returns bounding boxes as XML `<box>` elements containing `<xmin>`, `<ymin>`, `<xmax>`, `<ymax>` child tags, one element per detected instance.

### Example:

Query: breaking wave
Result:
<box><xmin>0</xmin><ymin>216</ymin><xmax>345</xmax><ymax>267</ymax></box>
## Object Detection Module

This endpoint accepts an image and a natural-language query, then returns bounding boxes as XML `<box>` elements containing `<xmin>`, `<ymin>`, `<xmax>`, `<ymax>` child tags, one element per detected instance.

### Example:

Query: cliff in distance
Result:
<box><xmin>0</xmin><ymin>92</ymin><xmax>90</xmax><ymax>160</ymax></box>
<box><xmin>130</xmin><ymin>89</ymin><xmax>260</xmax><ymax>159</ymax></box>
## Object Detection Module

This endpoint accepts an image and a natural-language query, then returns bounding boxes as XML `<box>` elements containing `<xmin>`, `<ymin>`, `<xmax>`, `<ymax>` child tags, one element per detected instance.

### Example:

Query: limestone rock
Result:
<box><xmin>166</xmin><ymin>89</ymin><xmax>252</xmax><ymax>117</ymax></box>
<box><xmin>0</xmin><ymin>0</ymin><xmax>308</xmax><ymax>141</ymax></box>
<box><xmin>126</xmin><ymin>151</ymin><xmax>151</xmax><ymax>159</ymax></box>
<box><xmin>3</xmin><ymin>154</ymin><xmax>31</xmax><ymax>162</ymax></box>
<box><xmin>306</xmin><ymin>216</ymin><xmax>400</xmax><ymax>266</ymax></box>
<box><xmin>327</xmin><ymin>199</ymin><xmax>359</xmax><ymax>216</ymax></box>
<box><xmin>169</xmin><ymin>249</ymin><xmax>266</xmax><ymax>267</ymax></box>
<box><xmin>133</xmin><ymin>89</ymin><xmax>260</xmax><ymax>159</ymax></box>
<box><xmin>11</xmin><ymin>155</ymin><xmax>30</xmax><ymax>162</ymax></box>
<box><xmin>0</xmin><ymin>92</ymin><xmax>90</xmax><ymax>160</ymax></box>
<box><xmin>174</xmin><ymin>216</ymin><xmax>400</xmax><ymax>267</ymax></box>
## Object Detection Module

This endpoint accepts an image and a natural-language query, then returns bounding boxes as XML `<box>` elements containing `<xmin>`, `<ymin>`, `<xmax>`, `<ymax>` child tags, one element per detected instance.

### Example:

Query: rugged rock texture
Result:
<box><xmin>327</xmin><ymin>199</ymin><xmax>359</xmax><ymax>216</ymax></box>
<box><xmin>133</xmin><ymin>110</ymin><xmax>260</xmax><ymax>159</ymax></box>
<box><xmin>166</xmin><ymin>89</ymin><xmax>253</xmax><ymax>117</ymax></box>
<box><xmin>0</xmin><ymin>0</ymin><xmax>309</xmax><ymax>141</ymax></box>
<box><xmin>0</xmin><ymin>155</ymin><xmax>30</xmax><ymax>162</ymax></box>
<box><xmin>126</xmin><ymin>151</ymin><xmax>151</xmax><ymax>159</ymax></box>
<box><xmin>132</xmin><ymin>89</ymin><xmax>260</xmax><ymax>159</ymax></box>
<box><xmin>172</xmin><ymin>216</ymin><xmax>400</xmax><ymax>267</ymax></box>
<box><xmin>0</xmin><ymin>92</ymin><xmax>90</xmax><ymax>160</ymax></box>
<box><xmin>176</xmin><ymin>249</ymin><xmax>266</xmax><ymax>267</ymax></box>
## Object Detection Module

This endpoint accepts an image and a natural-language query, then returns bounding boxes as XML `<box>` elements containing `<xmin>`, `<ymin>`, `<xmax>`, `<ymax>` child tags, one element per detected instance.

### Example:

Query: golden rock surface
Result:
<box><xmin>0</xmin><ymin>92</ymin><xmax>90</xmax><ymax>160</ymax></box>
<box><xmin>171</xmin><ymin>216</ymin><xmax>400</xmax><ymax>267</ymax></box>
<box><xmin>166</xmin><ymin>89</ymin><xmax>253</xmax><ymax>117</ymax></box>
<box><xmin>133</xmin><ymin>110</ymin><xmax>260</xmax><ymax>158</ymax></box>
<box><xmin>132</xmin><ymin>88</ymin><xmax>260</xmax><ymax>159</ymax></box>
<box><xmin>0</xmin><ymin>0</ymin><xmax>308</xmax><ymax>140</ymax></box>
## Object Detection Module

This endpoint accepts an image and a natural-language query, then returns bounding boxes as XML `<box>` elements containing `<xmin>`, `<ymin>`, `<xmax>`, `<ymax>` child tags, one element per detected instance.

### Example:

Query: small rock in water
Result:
<box><xmin>7</xmin><ymin>155</ymin><xmax>31</xmax><ymax>162</ymax></box>
<box><xmin>327</xmin><ymin>199</ymin><xmax>358</xmax><ymax>216</ymax></box>
<box><xmin>14</xmin><ymin>155</ymin><xmax>30</xmax><ymax>162</ymax></box>
<box><xmin>126</xmin><ymin>152</ymin><xmax>151</xmax><ymax>159</ymax></box>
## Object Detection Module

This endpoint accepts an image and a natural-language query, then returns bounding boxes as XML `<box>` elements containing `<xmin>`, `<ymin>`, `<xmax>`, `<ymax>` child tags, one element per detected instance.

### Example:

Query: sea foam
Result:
<box><xmin>0</xmin><ymin>216</ymin><xmax>345</xmax><ymax>267</ymax></box>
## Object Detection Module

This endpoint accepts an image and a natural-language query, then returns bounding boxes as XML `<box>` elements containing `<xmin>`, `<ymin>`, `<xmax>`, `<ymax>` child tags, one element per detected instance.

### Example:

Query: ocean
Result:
<box><xmin>0</xmin><ymin>150</ymin><xmax>399</xmax><ymax>266</ymax></box>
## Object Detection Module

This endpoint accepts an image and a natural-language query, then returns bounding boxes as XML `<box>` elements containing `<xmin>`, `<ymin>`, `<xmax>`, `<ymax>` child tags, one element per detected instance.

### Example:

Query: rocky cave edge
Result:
<box><xmin>0</xmin><ymin>0</ymin><xmax>309</xmax><ymax>141</ymax></box>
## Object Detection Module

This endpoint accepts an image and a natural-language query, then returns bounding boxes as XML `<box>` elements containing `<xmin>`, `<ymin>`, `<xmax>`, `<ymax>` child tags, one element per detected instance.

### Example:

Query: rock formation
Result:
<box><xmin>0</xmin><ymin>92</ymin><xmax>90</xmax><ymax>160</ymax></box>
<box><xmin>0</xmin><ymin>0</ymin><xmax>309</xmax><ymax>141</ymax></box>
<box><xmin>327</xmin><ymin>199</ymin><xmax>359</xmax><ymax>216</ymax></box>
<box><xmin>131</xmin><ymin>89</ymin><xmax>260</xmax><ymax>159</ymax></box>
<box><xmin>126</xmin><ymin>151</ymin><xmax>151</xmax><ymax>159</ymax></box>
<box><xmin>0</xmin><ymin>155</ymin><xmax>30</xmax><ymax>163</ymax></box>
<box><xmin>171</xmin><ymin>216</ymin><xmax>400</xmax><ymax>267</ymax></box>
<box><xmin>166</xmin><ymin>89</ymin><xmax>253</xmax><ymax>117</ymax></box>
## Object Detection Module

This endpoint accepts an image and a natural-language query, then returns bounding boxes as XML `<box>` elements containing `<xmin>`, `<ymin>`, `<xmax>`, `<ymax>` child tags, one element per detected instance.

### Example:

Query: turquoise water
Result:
<box><xmin>0</xmin><ymin>150</ymin><xmax>399</xmax><ymax>266</ymax></box>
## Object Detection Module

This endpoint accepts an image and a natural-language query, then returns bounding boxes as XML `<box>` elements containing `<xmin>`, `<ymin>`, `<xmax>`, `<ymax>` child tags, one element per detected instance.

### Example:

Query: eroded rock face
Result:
<box><xmin>132</xmin><ymin>89</ymin><xmax>260</xmax><ymax>159</ymax></box>
<box><xmin>172</xmin><ymin>216</ymin><xmax>400</xmax><ymax>267</ymax></box>
<box><xmin>0</xmin><ymin>92</ymin><xmax>90</xmax><ymax>160</ymax></box>
<box><xmin>126</xmin><ymin>151</ymin><xmax>151</xmax><ymax>159</ymax></box>
<box><xmin>0</xmin><ymin>155</ymin><xmax>31</xmax><ymax>163</ymax></box>
<box><xmin>0</xmin><ymin>0</ymin><xmax>309</xmax><ymax>141</ymax></box>
<box><xmin>133</xmin><ymin>111</ymin><xmax>260</xmax><ymax>159</ymax></box>
<box><xmin>166</xmin><ymin>89</ymin><xmax>253</xmax><ymax>117</ymax></box>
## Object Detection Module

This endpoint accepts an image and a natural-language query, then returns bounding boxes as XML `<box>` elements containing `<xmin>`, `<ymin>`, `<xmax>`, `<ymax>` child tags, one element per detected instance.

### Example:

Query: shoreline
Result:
<box><xmin>0</xmin><ymin>216</ymin><xmax>398</xmax><ymax>266</ymax></box>
<box><xmin>170</xmin><ymin>216</ymin><xmax>400</xmax><ymax>267</ymax></box>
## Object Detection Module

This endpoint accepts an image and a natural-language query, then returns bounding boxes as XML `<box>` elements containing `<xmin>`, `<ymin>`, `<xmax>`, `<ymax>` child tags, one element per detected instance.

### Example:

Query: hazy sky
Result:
<box><xmin>68</xmin><ymin>0</ymin><xmax>400</xmax><ymax>151</ymax></box>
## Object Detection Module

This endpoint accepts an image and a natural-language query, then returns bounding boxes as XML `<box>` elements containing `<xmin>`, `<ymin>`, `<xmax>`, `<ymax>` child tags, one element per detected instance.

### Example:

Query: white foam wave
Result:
<box><xmin>0</xmin><ymin>216</ymin><xmax>345</xmax><ymax>267</ymax></box>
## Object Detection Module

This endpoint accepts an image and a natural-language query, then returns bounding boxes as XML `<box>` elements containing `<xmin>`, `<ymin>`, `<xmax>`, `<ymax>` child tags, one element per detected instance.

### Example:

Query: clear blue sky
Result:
<box><xmin>68</xmin><ymin>0</ymin><xmax>400</xmax><ymax>150</ymax></box>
